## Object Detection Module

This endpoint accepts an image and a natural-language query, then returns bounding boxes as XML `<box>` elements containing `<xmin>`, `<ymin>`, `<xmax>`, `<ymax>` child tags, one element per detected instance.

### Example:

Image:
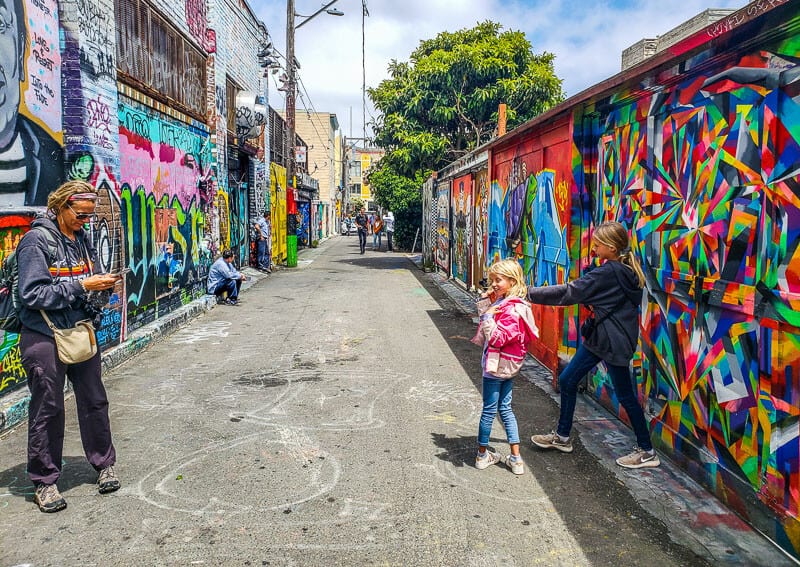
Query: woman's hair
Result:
<box><xmin>593</xmin><ymin>221</ymin><xmax>646</xmax><ymax>288</ymax></box>
<box><xmin>47</xmin><ymin>180</ymin><xmax>98</xmax><ymax>214</ymax></box>
<box><xmin>488</xmin><ymin>258</ymin><xmax>528</xmax><ymax>299</ymax></box>
<box><xmin>222</xmin><ymin>249</ymin><xmax>234</xmax><ymax>259</ymax></box>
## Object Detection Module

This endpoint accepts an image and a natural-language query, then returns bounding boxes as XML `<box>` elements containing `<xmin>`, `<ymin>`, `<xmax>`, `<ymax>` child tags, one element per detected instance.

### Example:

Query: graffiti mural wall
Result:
<box><xmin>490</xmin><ymin>121</ymin><xmax>574</xmax><ymax>374</ymax></box>
<box><xmin>472</xmin><ymin>168</ymin><xmax>489</xmax><ymax>290</ymax></box>
<box><xmin>270</xmin><ymin>163</ymin><xmax>287</xmax><ymax>263</ymax></box>
<box><xmin>118</xmin><ymin>97</ymin><xmax>212</xmax><ymax>331</ymax></box>
<box><xmin>1</xmin><ymin>0</ymin><xmax>64</xmax><ymax>207</ymax></box>
<box><xmin>451</xmin><ymin>174</ymin><xmax>472</xmax><ymax>287</ymax></box>
<box><xmin>576</xmin><ymin>16</ymin><xmax>800</xmax><ymax>552</ymax></box>
<box><xmin>434</xmin><ymin>180</ymin><xmax>450</xmax><ymax>273</ymax></box>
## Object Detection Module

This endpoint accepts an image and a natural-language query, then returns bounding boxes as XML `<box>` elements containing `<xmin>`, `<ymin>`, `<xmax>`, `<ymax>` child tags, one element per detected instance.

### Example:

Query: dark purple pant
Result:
<box><xmin>20</xmin><ymin>329</ymin><xmax>116</xmax><ymax>485</ymax></box>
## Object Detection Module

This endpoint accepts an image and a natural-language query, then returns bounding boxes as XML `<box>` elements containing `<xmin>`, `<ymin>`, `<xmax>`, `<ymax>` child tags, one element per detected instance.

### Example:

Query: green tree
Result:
<box><xmin>367</xmin><ymin>21</ymin><xmax>564</xmax><ymax>249</ymax></box>
<box><xmin>369</xmin><ymin>21</ymin><xmax>564</xmax><ymax>176</ymax></box>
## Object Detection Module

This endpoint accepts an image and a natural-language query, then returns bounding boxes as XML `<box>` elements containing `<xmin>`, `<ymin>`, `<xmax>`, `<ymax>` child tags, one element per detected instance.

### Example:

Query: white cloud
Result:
<box><xmin>252</xmin><ymin>0</ymin><xmax>749</xmax><ymax>140</ymax></box>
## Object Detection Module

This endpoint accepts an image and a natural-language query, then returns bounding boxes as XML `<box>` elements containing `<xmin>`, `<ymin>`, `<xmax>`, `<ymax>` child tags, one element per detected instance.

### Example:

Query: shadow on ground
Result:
<box><xmin>408</xmin><ymin>262</ymin><xmax>712</xmax><ymax>567</ymax></box>
<box><xmin>0</xmin><ymin>456</ymin><xmax>97</xmax><ymax>502</ymax></box>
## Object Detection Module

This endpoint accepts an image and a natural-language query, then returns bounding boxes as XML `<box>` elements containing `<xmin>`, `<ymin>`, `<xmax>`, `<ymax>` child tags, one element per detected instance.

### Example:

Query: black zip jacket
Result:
<box><xmin>16</xmin><ymin>216</ymin><xmax>100</xmax><ymax>337</ymax></box>
<box><xmin>526</xmin><ymin>261</ymin><xmax>643</xmax><ymax>366</ymax></box>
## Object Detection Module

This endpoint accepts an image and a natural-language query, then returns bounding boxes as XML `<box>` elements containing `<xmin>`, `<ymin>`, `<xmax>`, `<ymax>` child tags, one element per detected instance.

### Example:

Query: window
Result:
<box><xmin>116</xmin><ymin>0</ymin><xmax>207</xmax><ymax>118</ymax></box>
<box><xmin>350</xmin><ymin>184</ymin><xmax>361</xmax><ymax>195</ymax></box>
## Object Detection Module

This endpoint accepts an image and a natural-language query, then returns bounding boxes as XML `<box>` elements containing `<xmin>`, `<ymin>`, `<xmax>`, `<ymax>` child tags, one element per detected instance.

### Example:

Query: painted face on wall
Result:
<box><xmin>0</xmin><ymin>0</ymin><xmax>22</xmax><ymax>147</ymax></box>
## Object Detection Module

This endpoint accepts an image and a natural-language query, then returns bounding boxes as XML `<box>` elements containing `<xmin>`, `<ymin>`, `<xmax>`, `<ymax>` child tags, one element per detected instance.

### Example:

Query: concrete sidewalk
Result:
<box><xmin>408</xmin><ymin>254</ymin><xmax>796</xmax><ymax>566</ymax></box>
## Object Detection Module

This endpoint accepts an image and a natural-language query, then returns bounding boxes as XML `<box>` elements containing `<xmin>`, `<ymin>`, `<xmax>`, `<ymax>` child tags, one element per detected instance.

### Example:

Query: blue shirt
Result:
<box><xmin>207</xmin><ymin>257</ymin><xmax>241</xmax><ymax>293</ymax></box>
<box><xmin>256</xmin><ymin>217</ymin><xmax>270</xmax><ymax>239</ymax></box>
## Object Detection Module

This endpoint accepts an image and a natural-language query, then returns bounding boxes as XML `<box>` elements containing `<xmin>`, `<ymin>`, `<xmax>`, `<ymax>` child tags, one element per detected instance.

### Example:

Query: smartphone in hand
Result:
<box><xmin>112</xmin><ymin>268</ymin><xmax>132</xmax><ymax>279</ymax></box>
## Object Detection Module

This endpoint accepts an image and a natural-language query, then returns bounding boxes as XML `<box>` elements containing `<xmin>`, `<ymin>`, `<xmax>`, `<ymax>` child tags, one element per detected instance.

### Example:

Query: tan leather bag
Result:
<box><xmin>40</xmin><ymin>310</ymin><xmax>98</xmax><ymax>364</ymax></box>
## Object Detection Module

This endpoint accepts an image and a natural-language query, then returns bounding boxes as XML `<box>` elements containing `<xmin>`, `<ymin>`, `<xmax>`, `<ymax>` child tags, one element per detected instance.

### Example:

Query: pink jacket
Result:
<box><xmin>471</xmin><ymin>296</ymin><xmax>539</xmax><ymax>379</ymax></box>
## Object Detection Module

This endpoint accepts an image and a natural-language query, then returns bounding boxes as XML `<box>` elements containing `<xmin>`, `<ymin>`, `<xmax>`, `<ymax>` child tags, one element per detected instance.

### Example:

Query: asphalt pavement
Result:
<box><xmin>0</xmin><ymin>236</ymin><xmax>793</xmax><ymax>566</ymax></box>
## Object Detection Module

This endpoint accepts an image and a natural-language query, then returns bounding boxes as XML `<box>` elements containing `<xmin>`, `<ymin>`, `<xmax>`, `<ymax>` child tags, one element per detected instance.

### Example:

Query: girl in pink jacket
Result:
<box><xmin>472</xmin><ymin>259</ymin><xmax>538</xmax><ymax>474</ymax></box>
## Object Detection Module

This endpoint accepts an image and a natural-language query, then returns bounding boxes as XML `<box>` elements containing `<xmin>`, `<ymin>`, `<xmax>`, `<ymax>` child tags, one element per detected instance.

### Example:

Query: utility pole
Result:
<box><xmin>284</xmin><ymin>0</ymin><xmax>343</xmax><ymax>267</ymax></box>
<box><xmin>285</xmin><ymin>0</ymin><xmax>298</xmax><ymax>267</ymax></box>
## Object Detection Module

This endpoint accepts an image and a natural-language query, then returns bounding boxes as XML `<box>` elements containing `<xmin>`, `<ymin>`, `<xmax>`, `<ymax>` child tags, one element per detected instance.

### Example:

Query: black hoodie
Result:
<box><xmin>526</xmin><ymin>261</ymin><xmax>643</xmax><ymax>366</ymax></box>
<box><xmin>16</xmin><ymin>216</ymin><xmax>100</xmax><ymax>338</ymax></box>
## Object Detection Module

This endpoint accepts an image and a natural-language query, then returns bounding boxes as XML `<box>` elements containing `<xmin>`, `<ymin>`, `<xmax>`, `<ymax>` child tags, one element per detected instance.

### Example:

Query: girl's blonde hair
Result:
<box><xmin>47</xmin><ymin>180</ymin><xmax>98</xmax><ymax>215</ymax></box>
<box><xmin>488</xmin><ymin>258</ymin><xmax>528</xmax><ymax>298</ymax></box>
<box><xmin>593</xmin><ymin>221</ymin><xmax>646</xmax><ymax>288</ymax></box>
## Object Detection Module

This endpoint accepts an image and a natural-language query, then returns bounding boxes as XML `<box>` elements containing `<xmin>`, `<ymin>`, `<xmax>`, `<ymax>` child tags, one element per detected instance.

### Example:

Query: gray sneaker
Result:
<box><xmin>475</xmin><ymin>450</ymin><xmax>502</xmax><ymax>470</ymax></box>
<box><xmin>616</xmin><ymin>447</ymin><xmax>660</xmax><ymax>469</ymax></box>
<box><xmin>531</xmin><ymin>431</ymin><xmax>574</xmax><ymax>453</ymax></box>
<box><xmin>34</xmin><ymin>483</ymin><xmax>67</xmax><ymax>513</ymax></box>
<box><xmin>98</xmin><ymin>465</ymin><xmax>121</xmax><ymax>494</ymax></box>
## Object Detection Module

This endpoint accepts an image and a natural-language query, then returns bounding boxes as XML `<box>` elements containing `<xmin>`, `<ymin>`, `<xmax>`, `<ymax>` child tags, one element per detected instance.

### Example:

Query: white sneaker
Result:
<box><xmin>505</xmin><ymin>455</ymin><xmax>525</xmax><ymax>475</ymax></box>
<box><xmin>475</xmin><ymin>450</ymin><xmax>501</xmax><ymax>470</ymax></box>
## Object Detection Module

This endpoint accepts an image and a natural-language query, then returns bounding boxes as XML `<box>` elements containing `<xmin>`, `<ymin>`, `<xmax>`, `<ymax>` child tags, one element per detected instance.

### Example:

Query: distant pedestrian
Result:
<box><xmin>207</xmin><ymin>249</ymin><xmax>246</xmax><ymax>306</ymax></box>
<box><xmin>528</xmin><ymin>221</ymin><xmax>659</xmax><ymax>469</ymax></box>
<box><xmin>355</xmin><ymin>207</ymin><xmax>368</xmax><ymax>254</ymax></box>
<box><xmin>382</xmin><ymin>210</ymin><xmax>395</xmax><ymax>252</ymax></box>
<box><xmin>254</xmin><ymin>211</ymin><xmax>271</xmax><ymax>272</ymax></box>
<box><xmin>370</xmin><ymin>212</ymin><xmax>383</xmax><ymax>251</ymax></box>
<box><xmin>471</xmin><ymin>258</ymin><xmax>538</xmax><ymax>475</ymax></box>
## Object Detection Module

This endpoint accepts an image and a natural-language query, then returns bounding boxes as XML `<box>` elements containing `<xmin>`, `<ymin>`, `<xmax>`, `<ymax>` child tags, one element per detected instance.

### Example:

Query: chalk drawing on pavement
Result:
<box><xmin>171</xmin><ymin>321</ymin><xmax>232</xmax><ymax>344</ymax></box>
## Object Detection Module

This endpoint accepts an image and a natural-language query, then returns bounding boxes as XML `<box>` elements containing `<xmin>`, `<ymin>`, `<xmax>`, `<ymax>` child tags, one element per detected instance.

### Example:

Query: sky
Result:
<box><xmin>252</xmin><ymin>0</ymin><xmax>749</xmax><ymax>140</ymax></box>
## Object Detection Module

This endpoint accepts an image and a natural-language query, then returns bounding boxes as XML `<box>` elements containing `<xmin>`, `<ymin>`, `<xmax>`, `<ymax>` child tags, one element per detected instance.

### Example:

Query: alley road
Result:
<box><xmin>1</xmin><ymin>236</ymin><xmax>719</xmax><ymax>566</ymax></box>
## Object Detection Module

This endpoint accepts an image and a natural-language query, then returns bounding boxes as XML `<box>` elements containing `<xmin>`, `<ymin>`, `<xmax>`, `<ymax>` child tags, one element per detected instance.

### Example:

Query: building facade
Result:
<box><xmin>0</xmin><ymin>0</ymin><xmax>271</xmax><ymax>424</ymax></box>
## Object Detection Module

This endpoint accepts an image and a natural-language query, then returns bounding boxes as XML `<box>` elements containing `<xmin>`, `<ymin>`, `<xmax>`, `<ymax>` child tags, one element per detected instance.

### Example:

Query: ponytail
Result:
<box><xmin>619</xmin><ymin>248</ymin><xmax>646</xmax><ymax>288</ymax></box>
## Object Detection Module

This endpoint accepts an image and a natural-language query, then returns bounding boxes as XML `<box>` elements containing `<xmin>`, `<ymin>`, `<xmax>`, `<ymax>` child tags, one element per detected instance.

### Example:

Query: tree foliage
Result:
<box><xmin>366</xmin><ymin>21</ymin><xmax>564</xmax><ymax>249</ymax></box>
<box><xmin>369</xmin><ymin>21</ymin><xmax>564</xmax><ymax>176</ymax></box>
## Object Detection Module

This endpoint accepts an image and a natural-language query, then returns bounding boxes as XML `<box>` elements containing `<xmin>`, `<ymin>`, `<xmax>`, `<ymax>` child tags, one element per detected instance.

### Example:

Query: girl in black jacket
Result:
<box><xmin>527</xmin><ymin>221</ymin><xmax>659</xmax><ymax>469</ymax></box>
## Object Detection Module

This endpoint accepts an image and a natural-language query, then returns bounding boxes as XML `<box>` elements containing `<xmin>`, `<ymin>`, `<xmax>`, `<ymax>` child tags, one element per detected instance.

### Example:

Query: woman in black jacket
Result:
<box><xmin>527</xmin><ymin>221</ymin><xmax>659</xmax><ymax>469</ymax></box>
<box><xmin>17</xmin><ymin>180</ymin><xmax>122</xmax><ymax>512</ymax></box>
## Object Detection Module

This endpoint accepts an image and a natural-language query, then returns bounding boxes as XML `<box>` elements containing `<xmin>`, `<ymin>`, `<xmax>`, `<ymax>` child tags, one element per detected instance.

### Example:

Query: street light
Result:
<box><xmin>285</xmin><ymin>0</ymin><xmax>343</xmax><ymax>267</ymax></box>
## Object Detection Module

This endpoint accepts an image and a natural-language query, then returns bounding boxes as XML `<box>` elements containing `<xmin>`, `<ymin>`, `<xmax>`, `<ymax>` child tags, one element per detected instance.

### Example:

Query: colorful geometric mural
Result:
<box><xmin>297</xmin><ymin>201</ymin><xmax>310</xmax><ymax>247</ymax></box>
<box><xmin>577</xmin><ymin>23</ymin><xmax>800</xmax><ymax>557</ymax></box>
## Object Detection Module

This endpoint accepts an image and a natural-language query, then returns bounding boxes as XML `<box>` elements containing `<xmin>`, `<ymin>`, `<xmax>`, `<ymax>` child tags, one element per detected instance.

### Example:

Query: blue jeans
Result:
<box><xmin>214</xmin><ymin>277</ymin><xmax>241</xmax><ymax>300</ymax></box>
<box><xmin>257</xmin><ymin>239</ymin><xmax>269</xmax><ymax>269</ymax></box>
<box><xmin>556</xmin><ymin>344</ymin><xmax>652</xmax><ymax>451</ymax></box>
<box><xmin>478</xmin><ymin>376</ymin><xmax>520</xmax><ymax>446</ymax></box>
<box><xmin>372</xmin><ymin>231</ymin><xmax>382</xmax><ymax>249</ymax></box>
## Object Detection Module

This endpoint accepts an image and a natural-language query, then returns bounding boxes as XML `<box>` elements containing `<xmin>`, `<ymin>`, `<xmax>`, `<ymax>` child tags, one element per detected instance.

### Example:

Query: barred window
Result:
<box><xmin>116</xmin><ymin>0</ymin><xmax>207</xmax><ymax>117</ymax></box>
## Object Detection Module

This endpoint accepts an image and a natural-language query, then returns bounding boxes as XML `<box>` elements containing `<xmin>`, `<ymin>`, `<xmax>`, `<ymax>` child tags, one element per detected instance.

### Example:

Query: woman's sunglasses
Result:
<box><xmin>67</xmin><ymin>204</ymin><xmax>97</xmax><ymax>221</ymax></box>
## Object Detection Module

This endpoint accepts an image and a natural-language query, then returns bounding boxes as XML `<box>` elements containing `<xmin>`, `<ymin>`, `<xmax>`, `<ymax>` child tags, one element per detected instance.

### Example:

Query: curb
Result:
<box><xmin>0</xmin><ymin>266</ymin><xmax>270</xmax><ymax>436</ymax></box>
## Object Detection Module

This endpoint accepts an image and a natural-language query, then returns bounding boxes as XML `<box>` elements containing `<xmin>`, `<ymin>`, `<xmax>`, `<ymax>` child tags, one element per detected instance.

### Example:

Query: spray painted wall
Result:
<box><xmin>574</xmin><ymin>11</ymin><xmax>800</xmax><ymax>553</ymax></box>
<box><xmin>270</xmin><ymin>163</ymin><xmax>287</xmax><ymax>263</ymax></box>
<box><xmin>118</xmin><ymin>97</ymin><xmax>212</xmax><ymax>331</ymax></box>
<box><xmin>451</xmin><ymin>174</ymin><xmax>472</xmax><ymax>287</ymax></box>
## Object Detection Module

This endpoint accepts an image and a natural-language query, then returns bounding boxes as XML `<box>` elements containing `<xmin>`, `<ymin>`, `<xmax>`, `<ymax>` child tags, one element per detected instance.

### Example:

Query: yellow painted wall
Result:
<box><xmin>270</xmin><ymin>163</ymin><xmax>287</xmax><ymax>262</ymax></box>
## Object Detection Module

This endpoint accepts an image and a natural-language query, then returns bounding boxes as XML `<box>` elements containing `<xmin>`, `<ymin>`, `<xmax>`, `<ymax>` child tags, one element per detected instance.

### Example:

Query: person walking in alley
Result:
<box><xmin>472</xmin><ymin>259</ymin><xmax>538</xmax><ymax>475</ymax></box>
<box><xmin>254</xmin><ymin>211</ymin><xmax>272</xmax><ymax>273</ymax></box>
<box><xmin>16</xmin><ymin>180</ymin><xmax>122</xmax><ymax>513</ymax></box>
<box><xmin>355</xmin><ymin>207</ymin><xmax>369</xmax><ymax>254</ymax></box>
<box><xmin>527</xmin><ymin>221</ymin><xmax>660</xmax><ymax>469</ymax></box>
<box><xmin>382</xmin><ymin>210</ymin><xmax>395</xmax><ymax>252</ymax></box>
<box><xmin>370</xmin><ymin>211</ymin><xmax>383</xmax><ymax>251</ymax></box>
<box><xmin>207</xmin><ymin>249</ymin><xmax>246</xmax><ymax>306</ymax></box>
